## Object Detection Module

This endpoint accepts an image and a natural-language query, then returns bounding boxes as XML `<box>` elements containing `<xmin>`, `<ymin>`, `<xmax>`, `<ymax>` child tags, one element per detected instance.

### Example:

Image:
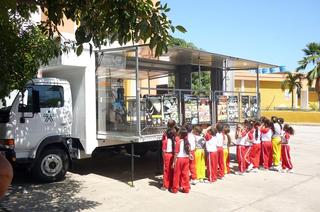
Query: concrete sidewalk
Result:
<box><xmin>1</xmin><ymin>125</ymin><xmax>320</xmax><ymax>212</ymax></box>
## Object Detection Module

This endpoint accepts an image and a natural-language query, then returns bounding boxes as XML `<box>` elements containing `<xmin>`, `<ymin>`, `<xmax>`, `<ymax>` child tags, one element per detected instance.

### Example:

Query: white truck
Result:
<box><xmin>0</xmin><ymin>46</ymin><xmax>167</xmax><ymax>182</ymax></box>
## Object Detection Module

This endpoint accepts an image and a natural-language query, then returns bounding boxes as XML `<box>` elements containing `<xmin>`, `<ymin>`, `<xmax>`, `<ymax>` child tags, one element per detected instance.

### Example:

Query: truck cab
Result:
<box><xmin>0</xmin><ymin>78</ymin><xmax>76</xmax><ymax>182</ymax></box>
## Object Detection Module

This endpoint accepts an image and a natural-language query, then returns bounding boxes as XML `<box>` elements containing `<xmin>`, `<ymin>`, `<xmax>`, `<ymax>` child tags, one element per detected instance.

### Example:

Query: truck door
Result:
<box><xmin>14</xmin><ymin>85</ymin><xmax>68</xmax><ymax>158</ymax></box>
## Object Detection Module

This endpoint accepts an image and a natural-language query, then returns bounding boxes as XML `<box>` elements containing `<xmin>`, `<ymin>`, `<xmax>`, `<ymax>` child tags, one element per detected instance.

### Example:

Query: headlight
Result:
<box><xmin>0</xmin><ymin>139</ymin><xmax>15</xmax><ymax>149</ymax></box>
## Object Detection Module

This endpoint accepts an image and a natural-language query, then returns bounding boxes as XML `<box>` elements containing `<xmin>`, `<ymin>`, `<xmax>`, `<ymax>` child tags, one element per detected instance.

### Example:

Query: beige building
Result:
<box><xmin>232</xmin><ymin>70</ymin><xmax>317</xmax><ymax>110</ymax></box>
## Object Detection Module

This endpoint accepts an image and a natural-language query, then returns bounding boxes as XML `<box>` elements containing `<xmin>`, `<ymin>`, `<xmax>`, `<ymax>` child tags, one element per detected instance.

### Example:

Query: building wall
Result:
<box><xmin>233</xmin><ymin>70</ymin><xmax>320</xmax><ymax>110</ymax></box>
<box><xmin>262</xmin><ymin>111</ymin><xmax>320</xmax><ymax>123</ymax></box>
<box><xmin>309</xmin><ymin>91</ymin><xmax>318</xmax><ymax>106</ymax></box>
<box><xmin>259</xmin><ymin>81</ymin><xmax>291</xmax><ymax>110</ymax></box>
<box><xmin>235</xmin><ymin>79</ymin><xmax>293</xmax><ymax>110</ymax></box>
<box><xmin>234</xmin><ymin>80</ymin><xmax>241</xmax><ymax>92</ymax></box>
<box><xmin>243</xmin><ymin>80</ymin><xmax>256</xmax><ymax>92</ymax></box>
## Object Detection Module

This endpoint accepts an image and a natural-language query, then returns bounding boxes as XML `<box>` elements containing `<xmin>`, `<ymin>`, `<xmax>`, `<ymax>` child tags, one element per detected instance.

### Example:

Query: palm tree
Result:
<box><xmin>281</xmin><ymin>72</ymin><xmax>303</xmax><ymax>109</ymax></box>
<box><xmin>297</xmin><ymin>42</ymin><xmax>320</xmax><ymax>111</ymax></box>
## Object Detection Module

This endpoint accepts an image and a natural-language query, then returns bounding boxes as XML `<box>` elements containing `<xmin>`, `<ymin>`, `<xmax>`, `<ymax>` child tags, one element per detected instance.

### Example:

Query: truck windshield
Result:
<box><xmin>0</xmin><ymin>90</ymin><xmax>19</xmax><ymax>123</ymax></box>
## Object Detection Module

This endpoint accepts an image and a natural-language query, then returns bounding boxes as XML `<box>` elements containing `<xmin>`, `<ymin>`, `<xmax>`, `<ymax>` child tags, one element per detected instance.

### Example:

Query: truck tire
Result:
<box><xmin>32</xmin><ymin>147</ymin><xmax>69</xmax><ymax>183</ymax></box>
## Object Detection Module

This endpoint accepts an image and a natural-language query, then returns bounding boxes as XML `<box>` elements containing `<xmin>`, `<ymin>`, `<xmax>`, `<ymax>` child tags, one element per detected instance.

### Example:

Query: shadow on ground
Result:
<box><xmin>0</xmin><ymin>173</ymin><xmax>100</xmax><ymax>212</ymax></box>
<box><xmin>70</xmin><ymin>149</ymin><xmax>238</xmax><ymax>186</ymax></box>
<box><xmin>0</xmin><ymin>149</ymin><xmax>239</xmax><ymax>211</ymax></box>
<box><xmin>70</xmin><ymin>150</ymin><xmax>163</xmax><ymax>186</ymax></box>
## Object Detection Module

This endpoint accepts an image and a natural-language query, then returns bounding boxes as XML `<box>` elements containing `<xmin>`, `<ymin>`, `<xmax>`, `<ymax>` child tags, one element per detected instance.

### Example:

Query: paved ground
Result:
<box><xmin>1</xmin><ymin>125</ymin><xmax>320</xmax><ymax>212</ymax></box>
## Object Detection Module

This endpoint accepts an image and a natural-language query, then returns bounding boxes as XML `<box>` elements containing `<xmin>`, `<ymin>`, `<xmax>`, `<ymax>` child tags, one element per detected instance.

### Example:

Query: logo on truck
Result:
<box><xmin>43</xmin><ymin>111</ymin><xmax>55</xmax><ymax>123</ymax></box>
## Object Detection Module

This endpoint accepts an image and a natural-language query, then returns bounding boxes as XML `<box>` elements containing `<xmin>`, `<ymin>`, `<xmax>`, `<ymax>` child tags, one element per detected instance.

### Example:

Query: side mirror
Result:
<box><xmin>18</xmin><ymin>104</ymin><xmax>27</xmax><ymax>113</ymax></box>
<box><xmin>32</xmin><ymin>90</ymin><xmax>40</xmax><ymax>113</ymax></box>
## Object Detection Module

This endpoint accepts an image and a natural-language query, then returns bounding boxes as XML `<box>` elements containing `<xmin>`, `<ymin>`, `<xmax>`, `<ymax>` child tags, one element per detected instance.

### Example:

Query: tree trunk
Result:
<box><xmin>318</xmin><ymin>93</ymin><xmax>320</xmax><ymax>111</ymax></box>
<box><xmin>315</xmin><ymin>77</ymin><xmax>320</xmax><ymax>111</ymax></box>
<box><xmin>291</xmin><ymin>92</ymin><xmax>294</xmax><ymax>109</ymax></box>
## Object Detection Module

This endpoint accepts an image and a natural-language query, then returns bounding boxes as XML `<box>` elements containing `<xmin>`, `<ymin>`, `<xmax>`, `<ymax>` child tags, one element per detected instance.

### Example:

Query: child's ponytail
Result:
<box><xmin>288</xmin><ymin>126</ymin><xmax>295</xmax><ymax>135</ymax></box>
<box><xmin>271</xmin><ymin>116</ymin><xmax>278</xmax><ymax>134</ymax></box>
<box><xmin>167</xmin><ymin>128</ymin><xmax>176</xmax><ymax>153</ymax></box>
<box><xmin>179</xmin><ymin>127</ymin><xmax>190</xmax><ymax>155</ymax></box>
<box><xmin>254</xmin><ymin>121</ymin><xmax>261</xmax><ymax>141</ymax></box>
<box><xmin>278</xmin><ymin>117</ymin><xmax>284</xmax><ymax>130</ymax></box>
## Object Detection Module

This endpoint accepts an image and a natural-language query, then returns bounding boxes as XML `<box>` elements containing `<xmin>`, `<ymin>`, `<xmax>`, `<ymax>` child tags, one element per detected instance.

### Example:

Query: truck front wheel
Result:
<box><xmin>32</xmin><ymin>147</ymin><xmax>69</xmax><ymax>183</ymax></box>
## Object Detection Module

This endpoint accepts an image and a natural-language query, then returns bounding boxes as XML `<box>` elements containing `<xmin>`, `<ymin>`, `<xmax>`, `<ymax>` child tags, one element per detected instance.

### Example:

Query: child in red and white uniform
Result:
<box><xmin>248</xmin><ymin>121</ymin><xmax>262</xmax><ymax>172</ymax></box>
<box><xmin>186</xmin><ymin>124</ymin><xmax>197</xmax><ymax>184</ymax></box>
<box><xmin>215</xmin><ymin>122</ymin><xmax>225</xmax><ymax>179</ymax></box>
<box><xmin>260</xmin><ymin>119</ymin><xmax>273</xmax><ymax>170</ymax></box>
<box><xmin>161</xmin><ymin>128</ymin><xmax>176</xmax><ymax>191</ymax></box>
<box><xmin>172</xmin><ymin>127</ymin><xmax>191</xmax><ymax>193</ymax></box>
<box><xmin>205</xmin><ymin>127</ymin><xmax>218</xmax><ymax>182</ymax></box>
<box><xmin>222</xmin><ymin>124</ymin><xmax>231</xmax><ymax>175</ymax></box>
<box><xmin>281</xmin><ymin>124</ymin><xmax>294</xmax><ymax>173</ymax></box>
<box><xmin>244</xmin><ymin>121</ymin><xmax>254</xmax><ymax>172</ymax></box>
<box><xmin>234</xmin><ymin>123</ymin><xmax>247</xmax><ymax>175</ymax></box>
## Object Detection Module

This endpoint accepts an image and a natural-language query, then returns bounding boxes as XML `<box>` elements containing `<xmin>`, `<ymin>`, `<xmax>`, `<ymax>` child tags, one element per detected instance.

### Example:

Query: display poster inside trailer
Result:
<box><xmin>227</xmin><ymin>96</ymin><xmax>239</xmax><ymax>122</ymax></box>
<box><xmin>163</xmin><ymin>95</ymin><xmax>179</xmax><ymax>125</ymax></box>
<box><xmin>241</xmin><ymin>95</ymin><xmax>250</xmax><ymax>119</ymax></box>
<box><xmin>217</xmin><ymin>95</ymin><xmax>228</xmax><ymax>122</ymax></box>
<box><xmin>250</xmin><ymin>96</ymin><xmax>258</xmax><ymax>118</ymax></box>
<box><xmin>146</xmin><ymin>96</ymin><xmax>162</xmax><ymax>127</ymax></box>
<box><xmin>198</xmin><ymin>97</ymin><xmax>211</xmax><ymax>123</ymax></box>
<box><xmin>184</xmin><ymin>95</ymin><xmax>198</xmax><ymax>124</ymax></box>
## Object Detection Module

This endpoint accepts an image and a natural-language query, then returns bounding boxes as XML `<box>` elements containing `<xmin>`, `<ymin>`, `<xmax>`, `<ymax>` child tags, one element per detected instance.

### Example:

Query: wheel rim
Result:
<box><xmin>40</xmin><ymin>154</ymin><xmax>63</xmax><ymax>177</ymax></box>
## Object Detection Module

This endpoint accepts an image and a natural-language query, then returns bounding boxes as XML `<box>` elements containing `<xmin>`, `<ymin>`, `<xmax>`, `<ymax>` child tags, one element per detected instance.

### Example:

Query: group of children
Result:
<box><xmin>161</xmin><ymin>116</ymin><xmax>295</xmax><ymax>193</ymax></box>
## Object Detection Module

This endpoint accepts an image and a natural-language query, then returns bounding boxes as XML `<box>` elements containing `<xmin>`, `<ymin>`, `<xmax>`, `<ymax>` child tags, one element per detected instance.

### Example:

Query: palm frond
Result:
<box><xmin>307</xmin><ymin>66</ymin><xmax>319</xmax><ymax>80</ymax></box>
<box><xmin>307</xmin><ymin>77</ymin><xmax>314</xmax><ymax>87</ymax></box>
<box><xmin>294</xmin><ymin>82</ymin><xmax>302</xmax><ymax>89</ymax></box>
<box><xmin>281</xmin><ymin>80</ymin><xmax>288</xmax><ymax>91</ymax></box>
<box><xmin>298</xmin><ymin>42</ymin><xmax>320</xmax><ymax>72</ymax></box>
<box><xmin>297</xmin><ymin>58</ymin><xmax>308</xmax><ymax>71</ymax></box>
<box><xmin>281</xmin><ymin>72</ymin><xmax>303</xmax><ymax>95</ymax></box>
<box><xmin>306</xmin><ymin>42</ymin><xmax>320</xmax><ymax>55</ymax></box>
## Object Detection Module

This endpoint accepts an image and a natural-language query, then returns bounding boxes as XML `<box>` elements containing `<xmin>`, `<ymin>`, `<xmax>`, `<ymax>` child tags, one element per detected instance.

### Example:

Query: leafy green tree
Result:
<box><xmin>281</xmin><ymin>72</ymin><xmax>303</xmax><ymax>109</ymax></box>
<box><xmin>0</xmin><ymin>0</ymin><xmax>185</xmax><ymax>99</ymax></box>
<box><xmin>192</xmin><ymin>71</ymin><xmax>211</xmax><ymax>96</ymax></box>
<box><xmin>169</xmin><ymin>37</ymin><xmax>199</xmax><ymax>50</ymax></box>
<box><xmin>297</xmin><ymin>42</ymin><xmax>320</xmax><ymax>110</ymax></box>
<box><xmin>0</xmin><ymin>8</ymin><xmax>60</xmax><ymax>99</ymax></box>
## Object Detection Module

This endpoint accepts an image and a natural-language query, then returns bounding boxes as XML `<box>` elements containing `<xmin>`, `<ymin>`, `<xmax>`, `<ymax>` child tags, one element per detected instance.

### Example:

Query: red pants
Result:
<box><xmin>260</xmin><ymin>143</ymin><xmax>264</xmax><ymax>166</ymax></box>
<box><xmin>189</xmin><ymin>151</ymin><xmax>197</xmax><ymax>180</ymax></box>
<box><xmin>236</xmin><ymin>145</ymin><xmax>246</xmax><ymax>173</ymax></box>
<box><xmin>250</xmin><ymin>144</ymin><xmax>261</xmax><ymax>168</ymax></box>
<box><xmin>262</xmin><ymin>141</ymin><xmax>273</xmax><ymax>169</ymax></box>
<box><xmin>162</xmin><ymin>152</ymin><xmax>174</xmax><ymax>189</ymax></box>
<box><xmin>172</xmin><ymin>157</ymin><xmax>190</xmax><ymax>193</ymax></box>
<box><xmin>281</xmin><ymin>144</ymin><xmax>293</xmax><ymax>170</ymax></box>
<box><xmin>244</xmin><ymin>146</ymin><xmax>252</xmax><ymax>169</ymax></box>
<box><xmin>217</xmin><ymin>147</ymin><xmax>225</xmax><ymax>178</ymax></box>
<box><xmin>206</xmin><ymin>151</ymin><xmax>218</xmax><ymax>182</ymax></box>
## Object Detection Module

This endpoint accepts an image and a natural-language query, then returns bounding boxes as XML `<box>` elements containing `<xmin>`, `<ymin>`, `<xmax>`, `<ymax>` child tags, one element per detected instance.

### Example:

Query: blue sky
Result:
<box><xmin>164</xmin><ymin>0</ymin><xmax>320</xmax><ymax>71</ymax></box>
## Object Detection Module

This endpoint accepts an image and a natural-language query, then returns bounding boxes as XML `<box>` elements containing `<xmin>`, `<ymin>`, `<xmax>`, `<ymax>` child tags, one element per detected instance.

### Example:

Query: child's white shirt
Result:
<box><xmin>206</xmin><ymin>136</ymin><xmax>218</xmax><ymax>152</ymax></box>
<box><xmin>188</xmin><ymin>133</ymin><xmax>196</xmax><ymax>151</ymax></box>
<box><xmin>261</xmin><ymin>129</ymin><xmax>272</xmax><ymax>142</ymax></box>
<box><xmin>216</xmin><ymin>132</ymin><xmax>224</xmax><ymax>147</ymax></box>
